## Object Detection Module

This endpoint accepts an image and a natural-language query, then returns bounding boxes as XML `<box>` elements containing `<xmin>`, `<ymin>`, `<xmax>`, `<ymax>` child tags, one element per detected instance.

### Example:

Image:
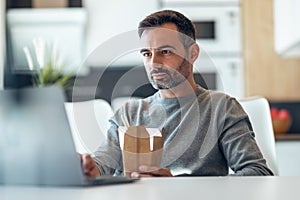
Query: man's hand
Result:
<box><xmin>79</xmin><ymin>154</ymin><xmax>100</xmax><ymax>178</ymax></box>
<box><xmin>130</xmin><ymin>165</ymin><xmax>173</xmax><ymax>178</ymax></box>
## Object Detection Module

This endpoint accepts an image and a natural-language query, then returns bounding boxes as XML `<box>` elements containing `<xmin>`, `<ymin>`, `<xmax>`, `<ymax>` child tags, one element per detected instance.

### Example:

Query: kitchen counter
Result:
<box><xmin>275</xmin><ymin>133</ymin><xmax>300</xmax><ymax>141</ymax></box>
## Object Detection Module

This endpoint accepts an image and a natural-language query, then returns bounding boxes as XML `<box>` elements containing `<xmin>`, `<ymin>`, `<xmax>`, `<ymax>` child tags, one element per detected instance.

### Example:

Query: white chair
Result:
<box><xmin>239</xmin><ymin>96</ymin><xmax>278</xmax><ymax>175</ymax></box>
<box><xmin>64</xmin><ymin>99</ymin><xmax>114</xmax><ymax>154</ymax></box>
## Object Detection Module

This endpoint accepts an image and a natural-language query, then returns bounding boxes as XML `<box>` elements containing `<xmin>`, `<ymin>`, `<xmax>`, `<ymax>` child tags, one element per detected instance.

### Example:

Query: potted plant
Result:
<box><xmin>23</xmin><ymin>37</ymin><xmax>75</xmax><ymax>90</ymax></box>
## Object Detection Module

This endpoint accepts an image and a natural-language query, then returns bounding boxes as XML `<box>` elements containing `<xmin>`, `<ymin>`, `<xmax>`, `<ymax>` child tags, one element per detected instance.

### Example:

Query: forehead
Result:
<box><xmin>139</xmin><ymin>23</ymin><xmax>184</xmax><ymax>49</ymax></box>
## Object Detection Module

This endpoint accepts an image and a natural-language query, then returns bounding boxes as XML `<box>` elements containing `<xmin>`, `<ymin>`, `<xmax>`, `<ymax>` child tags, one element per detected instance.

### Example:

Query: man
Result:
<box><xmin>81</xmin><ymin>10</ymin><xmax>273</xmax><ymax>177</ymax></box>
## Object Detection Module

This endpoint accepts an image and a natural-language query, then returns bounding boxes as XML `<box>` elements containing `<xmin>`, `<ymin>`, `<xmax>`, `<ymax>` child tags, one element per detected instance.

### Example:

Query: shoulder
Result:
<box><xmin>123</xmin><ymin>93</ymin><xmax>159</xmax><ymax>111</ymax></box>
<box><xmin>197</xmin><ymin>88</ymin><xmax>245</xmax><ymax>116</ymax></box>
<box><xmin>112</xmin><ymin>92</ymin><xmax>159</xmax><ymax>120</ymax></box>
<box><xmin>197</xmin><ymin>87</ymin><xmax>237</xmax><ymax>105</ymax></box>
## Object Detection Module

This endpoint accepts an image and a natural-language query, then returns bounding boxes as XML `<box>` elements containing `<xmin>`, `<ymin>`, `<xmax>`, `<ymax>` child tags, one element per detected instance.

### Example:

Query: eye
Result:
<box><xmin>161</xmin><ymin>49</ymin><xmax>172</xmax><ymax>55</ymax></box>
<box><xmin>141</xmin><ymin>51</ymin><xmax>152</xmax><ymax>57</ymax></box>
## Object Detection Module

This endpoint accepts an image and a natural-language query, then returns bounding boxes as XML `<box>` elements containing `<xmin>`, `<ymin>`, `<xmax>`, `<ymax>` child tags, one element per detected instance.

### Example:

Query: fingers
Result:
<box><xmin>131</xmin><ymin>171</ymin><xmax>153</xmax><ymax>178</ymax></box>
<box><xmin>81</xmin><ymin>154</ymin><xmax>100</xmax><ymax>178</ymax></box>
<box><xmin>130</xmin><ymin>165</ymin><xmax>173</xmax><ymax>178</ymax></box>
<box><xmin>139</xmin><ymin>165</ymin><xmax>173</xmax><ymax>176</ymax></box>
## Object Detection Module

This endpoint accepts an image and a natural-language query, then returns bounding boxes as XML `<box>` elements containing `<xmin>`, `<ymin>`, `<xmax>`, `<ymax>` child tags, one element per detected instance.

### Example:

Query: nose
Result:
<box><xmin>147</xmin><ymin>52</ymin><xmax>163</xmax><ymax>71</ymax></box>
<box><xmin>150</xmin><ymin>52</ymin><xmax>161</xmax><ymax>65</ymax></box>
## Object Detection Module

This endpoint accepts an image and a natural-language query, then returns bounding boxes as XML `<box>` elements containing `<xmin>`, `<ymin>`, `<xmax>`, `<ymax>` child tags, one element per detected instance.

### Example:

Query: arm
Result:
<box><xmin>219</xmin><ymin>98</ymin><xmax>274</xmax><ymax>176</ymax></box>
<box><xmin>92</xmin><ymin>120</ymin><xmax>124</xmax><ymax>176</ymax></box>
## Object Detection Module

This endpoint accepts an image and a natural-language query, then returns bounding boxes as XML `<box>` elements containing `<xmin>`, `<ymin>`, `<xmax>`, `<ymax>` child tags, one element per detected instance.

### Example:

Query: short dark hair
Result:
<box><xmin>138</xmin><ymin>10</ymin><xmax>196</xmax><ymax>48</ymax></box>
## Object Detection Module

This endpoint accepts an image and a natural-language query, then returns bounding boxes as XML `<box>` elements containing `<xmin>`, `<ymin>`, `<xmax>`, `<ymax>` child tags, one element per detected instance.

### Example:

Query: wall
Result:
<box><xmin>242</xmin><ymin>0</ymin><xmax>300</xmax><ymax>101</ymax></box>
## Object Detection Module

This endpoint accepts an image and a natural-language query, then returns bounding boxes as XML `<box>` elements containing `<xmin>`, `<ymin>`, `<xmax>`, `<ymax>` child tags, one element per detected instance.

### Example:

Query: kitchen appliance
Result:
<box><xmin>162</xmin><ymin>0</ymin><xmax>243</xmax><ymax>98</ymax></box>
<box><xmin>194</xmin><ymin>51</ymin><xmax>243</xmax><ymax>98</ymax></box>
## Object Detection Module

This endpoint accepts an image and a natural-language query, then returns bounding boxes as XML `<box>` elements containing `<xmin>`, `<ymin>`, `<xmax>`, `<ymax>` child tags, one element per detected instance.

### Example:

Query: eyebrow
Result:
<box><xmin>140</xmin><ymin>45</ymin><xmax>177</xmax><ymax>54</ymax></box>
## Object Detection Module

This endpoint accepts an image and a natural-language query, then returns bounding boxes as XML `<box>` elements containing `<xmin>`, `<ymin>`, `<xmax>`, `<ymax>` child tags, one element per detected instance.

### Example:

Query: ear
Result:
<box><xmin>188</xmin><ymin>43</ymin><xmax>200</xmax><ymax>63</ymax></box>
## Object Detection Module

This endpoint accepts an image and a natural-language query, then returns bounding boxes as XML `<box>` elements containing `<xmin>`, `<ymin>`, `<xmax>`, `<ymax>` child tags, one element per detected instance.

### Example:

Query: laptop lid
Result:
<box><xmin>0</xmin><ymin>86</ymin><xmax>135</xmax><ymax>186</ymax></box>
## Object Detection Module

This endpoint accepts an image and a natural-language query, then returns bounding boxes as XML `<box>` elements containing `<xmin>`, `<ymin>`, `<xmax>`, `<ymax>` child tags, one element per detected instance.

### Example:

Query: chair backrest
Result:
<box><xmin>239</xmin><ymin>96</ymin><xmax>278</xmax><ymax>175</ymax></box>
<box><xmin>64</xmin><ymin>99</ymin><xmax>114</xmax><ymax>154</ymax></box>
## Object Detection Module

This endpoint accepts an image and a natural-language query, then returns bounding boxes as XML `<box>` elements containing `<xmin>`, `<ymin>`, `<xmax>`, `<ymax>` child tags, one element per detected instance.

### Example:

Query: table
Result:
<box><xmin>1</xmin><ymin>176</ymin><xmax>300</xmax><ymax>200</ymax></box>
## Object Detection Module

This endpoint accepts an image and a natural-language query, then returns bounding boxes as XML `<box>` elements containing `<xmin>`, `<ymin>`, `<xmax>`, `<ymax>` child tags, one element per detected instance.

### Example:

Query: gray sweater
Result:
<box><xmin>93</xmin><ymin>86</ymin><xmax>273</xmax><ymax>176</ymax></box>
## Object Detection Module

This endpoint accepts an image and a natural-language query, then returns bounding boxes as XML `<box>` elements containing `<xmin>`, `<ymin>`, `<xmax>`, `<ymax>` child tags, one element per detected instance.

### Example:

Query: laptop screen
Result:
<box><xmin>0</xmin><ymin>86</ymin><xmax>85</xmax><ymax>185</ymax></box>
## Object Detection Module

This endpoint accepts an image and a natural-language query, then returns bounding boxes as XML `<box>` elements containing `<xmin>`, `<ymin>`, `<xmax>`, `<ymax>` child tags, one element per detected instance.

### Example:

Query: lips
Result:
<box><xmin>150</xmin><ymin>68</ymin><xmax>170</xmax><ymax>80</ymax></box>
<box><xmin>152</xmin><ymin>72</ymin><xmax>168</xmax><ymax>80</ymax></box>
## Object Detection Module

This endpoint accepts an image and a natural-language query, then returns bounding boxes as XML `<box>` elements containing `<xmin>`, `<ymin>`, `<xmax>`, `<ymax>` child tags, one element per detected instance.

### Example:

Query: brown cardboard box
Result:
<box><xmin>118</xmin><ymin>126</ymin><xmax>164</xmax><ymax>177</ymax></box>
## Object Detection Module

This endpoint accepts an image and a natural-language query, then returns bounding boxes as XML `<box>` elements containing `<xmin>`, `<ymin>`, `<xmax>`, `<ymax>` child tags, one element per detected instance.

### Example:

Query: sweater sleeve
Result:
<box><xmin>92</xmin><ymin>119</ymin><xmax>124</xmax><ymax>176</ymax></box>
<box><xmin>218</xmin><ymin>97</ymin><xmax>274</xmax><ymax>176</ymax></box>
<box><xmin>91</xmin><ymin>99</ymin><xmax>146</xmax><ymax>176</ymax></box>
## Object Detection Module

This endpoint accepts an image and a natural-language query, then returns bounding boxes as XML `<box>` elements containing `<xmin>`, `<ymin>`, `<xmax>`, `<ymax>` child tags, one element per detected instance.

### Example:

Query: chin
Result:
<box><xmin>153</xmin><ymin>82</ymin><xmax>170</xmax><ymax>90</ymax></box>
<box><xmin>151</xmin><ymin>84</ymin><xmax>167</xmax><ymax>90</ymax></box>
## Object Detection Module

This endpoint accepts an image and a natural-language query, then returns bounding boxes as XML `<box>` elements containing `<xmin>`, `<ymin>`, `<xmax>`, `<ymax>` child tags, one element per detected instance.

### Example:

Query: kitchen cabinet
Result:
<box><xmin>274</xmin><ymin>0</ymin><xmax>300</xmax><ymax>57</ymax></box>
<box><xmin>6</xmin><ymin>0</ymin><xmax>82</xmax><ymax>8</ymax></box>
<box><xmin>83</xmin><ymin>0</ymin><xmax>159</xmax><ymax>67</ymax></box>
<box><xmin>162</xmin><ymin>0</ymin><xmax>240</xmax><ymax>4</ymax></box>
<box><xmin>276</xmin><ymin>138</ymin><xmax>300</xmax><ymax>176</ymax></box>
<box><xmin>6</xmin><ymin>8</ymin><xmax>86</xmax><ymax>72</ymax></box>
<box><xmin>242</xmin><ymin>0</ymin><xmax>300</xmax><ymax>100</ymax></box>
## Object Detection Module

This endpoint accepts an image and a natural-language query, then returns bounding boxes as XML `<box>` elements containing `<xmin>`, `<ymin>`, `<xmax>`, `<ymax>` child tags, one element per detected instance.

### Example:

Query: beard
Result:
<box><xmin>148</xmin><ymin>59</ymin><xmax>191</xmax><ymax>90</ymax></box>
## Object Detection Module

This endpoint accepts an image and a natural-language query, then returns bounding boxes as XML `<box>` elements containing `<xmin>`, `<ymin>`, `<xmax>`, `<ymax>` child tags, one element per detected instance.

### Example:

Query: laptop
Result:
<box><xmin>0</xmin><ymin>86</ymin><xmax>138</xmax><ymax>186</ymax></box>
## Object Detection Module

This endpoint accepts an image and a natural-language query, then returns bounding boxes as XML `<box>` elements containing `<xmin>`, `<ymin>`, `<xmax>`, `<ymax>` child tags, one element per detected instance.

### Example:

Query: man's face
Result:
<box><xmin>139</xmin><ymin>23</ymin><xmax>192</xmax><ymax>90</ymax></box>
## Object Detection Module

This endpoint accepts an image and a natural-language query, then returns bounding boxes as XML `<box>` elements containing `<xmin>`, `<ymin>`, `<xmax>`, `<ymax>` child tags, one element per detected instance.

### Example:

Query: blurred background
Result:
<box><xmin>0</xmin><ymin>0</ymin><xmax>300</xmax><ymax>175</ymax></box>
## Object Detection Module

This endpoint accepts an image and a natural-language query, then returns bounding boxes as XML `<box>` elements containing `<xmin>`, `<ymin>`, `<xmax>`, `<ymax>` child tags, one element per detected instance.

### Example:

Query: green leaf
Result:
<box><xmin>27</xmin><ymin>40</ymin><xmax>76</xmax><ymax>90</ymax></box>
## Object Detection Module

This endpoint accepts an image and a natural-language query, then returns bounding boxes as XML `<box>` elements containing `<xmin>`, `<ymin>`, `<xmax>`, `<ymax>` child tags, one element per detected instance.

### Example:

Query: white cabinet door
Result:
<box><xmin>7</xmin><ymin>8</ymin><xmax>86</xmax><ymax>72</ymax></box>
<box><xmin>194</xmin><ymin>53</ymin><xmax>244</xmax><ymax>98</ymax></box>
<box><xmin>276</xmin><ymin>141</ymin><xmax>300</xmax><ymax>176</ymax></box>
<box><xmin>274</xmin><ymin>0</ymin><xmax>300</xmax><ymax>57</ymax></box>
<box><xmin>214</xmin><ymin>58</ymin><xmax>243</xmax><ymax>98</ymax></box>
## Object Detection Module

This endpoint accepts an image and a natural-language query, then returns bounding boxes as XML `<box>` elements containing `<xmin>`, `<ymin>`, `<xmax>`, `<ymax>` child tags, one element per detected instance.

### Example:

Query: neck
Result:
<box><xmin>159</xmin><ymin>77</ymin><xmax>198</xmax><ymax>98</ymax></box>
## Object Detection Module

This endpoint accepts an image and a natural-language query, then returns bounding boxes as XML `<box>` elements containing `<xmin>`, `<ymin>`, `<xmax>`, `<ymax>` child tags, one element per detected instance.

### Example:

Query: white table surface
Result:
<box><xmin>1</xmin><ymin>176</ymin><xmax>300</xmax><ymax>200</ymax></box>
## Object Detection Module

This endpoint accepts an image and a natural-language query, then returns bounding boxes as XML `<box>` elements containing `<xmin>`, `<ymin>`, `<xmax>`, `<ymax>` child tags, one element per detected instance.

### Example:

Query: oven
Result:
<box><xmin>194</xmin><ymin>51</ymin><xmax>244</xmax><ymax>98</ymax></box>
<box><xmin>163</xmin><ymin>3</ymin><xmax>241</xmax><ymax>56</ymax></box>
